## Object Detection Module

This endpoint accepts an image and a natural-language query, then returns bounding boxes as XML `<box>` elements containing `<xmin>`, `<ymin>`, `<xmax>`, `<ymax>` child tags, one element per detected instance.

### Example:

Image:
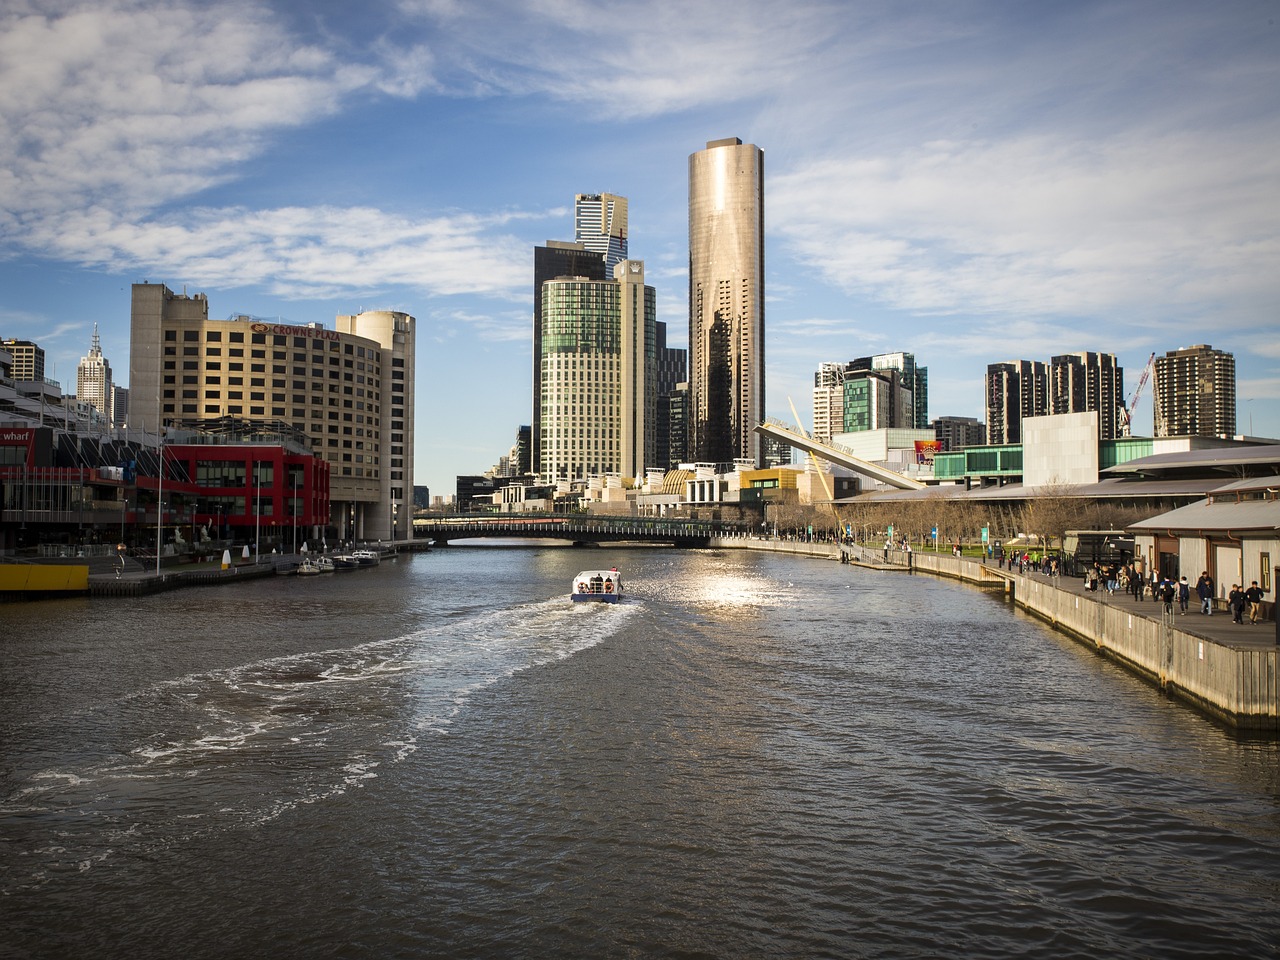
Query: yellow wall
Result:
<box><xmin>0</xmin><ymin>565</ymin><xmax>90</xmax><ymax>592</ymax></box>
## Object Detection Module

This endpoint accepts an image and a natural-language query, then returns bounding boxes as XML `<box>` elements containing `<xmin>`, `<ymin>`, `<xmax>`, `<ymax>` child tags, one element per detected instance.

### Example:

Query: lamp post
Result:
<box><xmin>254</xmin><ymin>462</ymin><xmax>261</xmax><ymax>563</ymax></box>
<box><xmin>292</xmin><ymin>474</ymin><xmax>299</xmax><ymax>556</ymax></box>
<box><xmin>121</xmin><ymin>497</ymin><xmax>127</xmax><ymax>544</ymax></box>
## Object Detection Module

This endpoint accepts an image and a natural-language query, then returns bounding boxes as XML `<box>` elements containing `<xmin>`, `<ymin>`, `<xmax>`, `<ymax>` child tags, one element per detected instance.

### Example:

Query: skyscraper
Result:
<box><xmin>539</xmin><ymin>260</ymin><xmax>656</xmax><ymax>482</ymax></box>
<box><xmin>812</xmin><ymin>353</ymin><xmax>923</xmax><ymax>439</ymax></box>
<box><xmin>986</xmin><ymin>360</ymin><xmax>1048</xmax><ymax>444</ymax></box>
<box><xmin>532</xmin><ymin>240</ymin><xmax>608</xmax><ymax>476</ymax></box>
<box><xmin>1050</xmin><ymin>351</ymin><xmax>1125</xmax><ymax>440</ymax></box>
<box><xmin>688</xmin><ymin>137</ymin><xmax>764</xmax><ymax>465</ymax></box>
<box><xmin>1153</xmin><ymin>344</ymin><xmax>1236</xmax><ymax>438</ymax></box>
<box><xmin>76</xmin><ymin>324</ymin><xmax>114</xmax><ymax>426</ymax></box>
<box><xmin>575</xmin><ymin>193</ymin><xmax>628</xmax><ymax>273</ymax></box>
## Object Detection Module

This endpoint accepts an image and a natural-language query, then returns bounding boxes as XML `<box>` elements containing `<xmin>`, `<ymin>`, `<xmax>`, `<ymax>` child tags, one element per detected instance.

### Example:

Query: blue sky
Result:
<box><xmin>1</xmin><ymin>0</ymin><xmax>1277</xmax><ymax>496</ymax></box>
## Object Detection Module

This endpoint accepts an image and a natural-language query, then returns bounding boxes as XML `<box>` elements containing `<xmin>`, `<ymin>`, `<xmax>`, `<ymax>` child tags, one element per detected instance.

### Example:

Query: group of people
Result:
<box><xmin>1082</xmin><ymin>562</ymin><xmax>1267</xmax><ymax>625</ymax></box>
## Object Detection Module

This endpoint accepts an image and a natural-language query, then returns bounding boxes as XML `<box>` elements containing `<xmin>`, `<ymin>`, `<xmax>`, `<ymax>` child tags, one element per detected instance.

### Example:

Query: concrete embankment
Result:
<box><xmin>713</xmin><ymin>537</ymin><xmax>1278</xmax><ymax>732</ymax></box>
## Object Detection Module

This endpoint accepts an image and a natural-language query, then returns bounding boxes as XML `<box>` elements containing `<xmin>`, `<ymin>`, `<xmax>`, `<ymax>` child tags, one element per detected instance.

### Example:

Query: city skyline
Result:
<box><xmin>1</xmin><ymin>1</ymin><xmax>1277</xmax><ymax>495</ymax></box>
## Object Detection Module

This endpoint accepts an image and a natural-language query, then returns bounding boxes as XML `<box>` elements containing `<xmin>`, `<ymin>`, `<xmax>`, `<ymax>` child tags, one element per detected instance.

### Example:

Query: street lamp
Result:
<box><xmin>254</xmin><ymin>462</ymin><xmax>261</xmax><ymax>562</ymax></box>
<box><xmin>121</xmin><ymin>497</ymin><xmax>128</xmax><ymax>544</ymax></box>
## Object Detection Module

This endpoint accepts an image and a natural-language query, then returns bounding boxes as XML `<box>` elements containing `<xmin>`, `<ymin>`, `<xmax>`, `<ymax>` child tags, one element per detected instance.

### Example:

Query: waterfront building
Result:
<box><xmin>1050</xmin><ymin>351</ymin><xmax>1125</xmax><ymax>440</ymax></box>
<box><xmin>532</xmin><ymin>240</ymin><xmax>608</xmax><ymax>476</ymax></box>
<box><xmin>128</xmin><ymin>283</ymin><xmax>414</xmax><ymax>541</ymax></box>
<box><xmin>574</xmin><ymin>193</ymin><xmax>628</xmax><ymax>273</ymax></box>
<box><xmin>1152</xmin><ymin>344</ymin><xmax>1236</xmax><ymax>438</ymax></box>
<box><xmin>665</xmin><ymin>383</ymin><xmax>690</xmax><ymax>470</ymax></box>
<box><xmin>932</xmin><ymin>415</ymin><xmax>986</xmax><ymax>451</ymax></box>
<box><xmin>2</xmin><ymin>339</ymin><xmax>45</xmax><ymax>383</ymax></box>
<box><xmin>688</xmin><ymin>137</ymin><xmax>765</xmax><ymax>466</ymax></box>
<box><xmin>986</xmin><ymin>360</ymin><xmax>1048</xmax><ymax>445</ymax></box>
<box><xmin>112</xmin><ymin>385</ymin><xmax>130</xmax><ymax>428</ymax></box>
<box><xmin>814</xmin><ymin>354</ymin><xmax>924</xmax><ymax>440</ymax></box>
<box><xmin>539</xmin><ymin>260</ymin><xmax>657</xmax><ymax>482</ymax></box>
<box><xmin>76</xmin><ymin>324</ymin><xmax>114</xmax><ymax>427</ymax></box>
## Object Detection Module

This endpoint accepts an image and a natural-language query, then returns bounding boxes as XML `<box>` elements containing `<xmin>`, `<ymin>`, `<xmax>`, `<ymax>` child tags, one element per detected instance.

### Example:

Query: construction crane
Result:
<box><xmin>1119</xmin><ymin>351</ymin><xmax>1156</xmax><ymax>436</ymax></box>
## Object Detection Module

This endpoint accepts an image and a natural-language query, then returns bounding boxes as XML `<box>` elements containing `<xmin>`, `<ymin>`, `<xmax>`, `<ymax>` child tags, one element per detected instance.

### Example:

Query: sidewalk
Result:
<box><xmin>1015</xmin><ymin>569</ymin><xmax>1277</xmax><ymax>652</ymax></box>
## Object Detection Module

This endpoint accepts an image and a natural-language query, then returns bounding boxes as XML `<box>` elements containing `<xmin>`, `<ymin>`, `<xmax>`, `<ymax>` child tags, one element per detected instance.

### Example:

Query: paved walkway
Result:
<box><xmin>1009</xmin><ymin>568</ymin><xmax>1277</xmax><ymax>652</ymax></box>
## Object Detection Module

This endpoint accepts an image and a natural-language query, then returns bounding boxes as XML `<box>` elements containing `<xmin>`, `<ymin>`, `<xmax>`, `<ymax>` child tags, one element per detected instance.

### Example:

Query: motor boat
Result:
<box><xmin>571</xmin><ymin>568</ymin><xmax>623</xmax><ymax>603</ymax></box>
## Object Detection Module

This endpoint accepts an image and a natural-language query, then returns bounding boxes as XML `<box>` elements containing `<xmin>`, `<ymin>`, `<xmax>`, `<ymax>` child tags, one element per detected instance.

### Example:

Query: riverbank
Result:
<box><xmin>0</xmin><ymin>538</ymin><xmax>432</xmax><ymax>600</ymax></box>
<box><xmin>713</xmin><ymin>536</ymin><xmax>1278</xmax><ymax>732</ymax></box>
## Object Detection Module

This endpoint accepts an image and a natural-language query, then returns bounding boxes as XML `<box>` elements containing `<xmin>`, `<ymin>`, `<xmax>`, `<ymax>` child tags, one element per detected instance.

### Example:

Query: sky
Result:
<box><xmin>1</xmin><ymin>0</ymin><xmax>1277</xmax><ymax>496</ymax></box>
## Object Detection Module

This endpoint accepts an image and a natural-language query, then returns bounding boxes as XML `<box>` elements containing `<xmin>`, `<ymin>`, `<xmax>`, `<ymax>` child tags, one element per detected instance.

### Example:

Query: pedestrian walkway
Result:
<box><xmin>1011</xmin><ymin>568</ymin><xmax>1277</xmax><ymax>652</ymax></box>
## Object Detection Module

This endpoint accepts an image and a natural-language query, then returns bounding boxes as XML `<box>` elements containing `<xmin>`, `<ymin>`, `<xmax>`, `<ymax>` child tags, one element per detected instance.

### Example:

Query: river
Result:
<box><xmin>2</xmin><ymin>547</ymin><xmax>1277</xmax><ymax>959</ymax></box>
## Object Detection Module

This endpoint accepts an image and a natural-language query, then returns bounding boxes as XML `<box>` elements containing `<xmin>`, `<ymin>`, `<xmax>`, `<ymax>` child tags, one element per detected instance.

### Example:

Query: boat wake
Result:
<box><xmin>0</xmin><ymin>596</ymin><xmax>636</xmax><ymax>890</ymax></box>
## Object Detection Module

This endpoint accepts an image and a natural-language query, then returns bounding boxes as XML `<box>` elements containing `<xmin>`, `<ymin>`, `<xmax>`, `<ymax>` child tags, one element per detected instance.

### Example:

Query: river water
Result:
<box><xmin>1</xmin><ymin>547</ymin><xmax>1277</xmax><ymax>959</ymax></box>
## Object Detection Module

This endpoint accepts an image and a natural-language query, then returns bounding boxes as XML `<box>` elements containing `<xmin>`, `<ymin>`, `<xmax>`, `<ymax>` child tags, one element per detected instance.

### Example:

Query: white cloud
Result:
<box><xmin>0</xmin><ymin>0</ymin><xmax>422</xmax><ymax>228</ymax></box>
<box><xmin>771</xmin><ymin>131</ymin><xmax>1280</xmax><ymax>329</ymax></box>
<box><xmin>20</xmin><ymin>204</ymin><xmax>530</xmax><ymax>301</ymax></box>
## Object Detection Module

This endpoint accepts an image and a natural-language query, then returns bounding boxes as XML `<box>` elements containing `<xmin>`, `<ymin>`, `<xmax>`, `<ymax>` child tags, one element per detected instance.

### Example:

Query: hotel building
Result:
<box><xmin>688</xmin><ymin>137</ymin><xmax>765</xmax><ymax>465</ymax></box>
<box><xmin>128</xmin><ymin>283</ymin><xmax>414</xmax><ymax>540</ymax></box>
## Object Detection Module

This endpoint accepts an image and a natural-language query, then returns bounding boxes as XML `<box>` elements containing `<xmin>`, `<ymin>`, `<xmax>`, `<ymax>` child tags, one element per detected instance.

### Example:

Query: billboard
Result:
<box><xmin>914</xmin><ymin>440</ymin><xmax>941</xmax><ymax>465</ymax></box>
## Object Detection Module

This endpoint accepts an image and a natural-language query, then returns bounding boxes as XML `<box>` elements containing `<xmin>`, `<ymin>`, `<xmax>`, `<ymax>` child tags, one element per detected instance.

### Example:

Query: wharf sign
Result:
<box><xmin>1</xmin><ymin>428</ymin><xmax>35</xmax><ymax>444</ymax></box>
<box><xmin>250</xmin><ymin>322</ymin><xmax>340</xmax><ymax>343</ymax></box>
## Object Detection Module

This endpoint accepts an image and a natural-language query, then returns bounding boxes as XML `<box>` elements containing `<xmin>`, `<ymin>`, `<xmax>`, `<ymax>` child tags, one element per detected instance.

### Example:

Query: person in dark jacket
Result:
<box><xmin>1244</xmin><ymin>581</ymin><xmax>1265</xmax><ymax>624</ymax></box>
<box><xmin>1177</xmin><ymin>576</ymin><xmax>1190</xmax><ymax>614</ymax></box>
<box><xmin>1196</xmin><ymin>572</ymin><xmax>1214</xmax><ymax>615</ymax></box>
<box><xmin>1229</xmin><ymin>584</ymin><xmax>1245</xmax><ymax>623</ymax></box>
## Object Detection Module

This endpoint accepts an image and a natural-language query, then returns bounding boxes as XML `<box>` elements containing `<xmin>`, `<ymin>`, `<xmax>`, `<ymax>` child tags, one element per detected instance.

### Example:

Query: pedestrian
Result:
<box><xmin>1244</xmin><ymin>581</ymin><xmax>1265</xmax><ymax>624</ymax></box>
<box><xmin>1196</xmin><ymin>571</ymin><xmax>1214</xmax><ymax>615</ymax></box>
<box><xmin>1177</xmin><ymin>576</ymin><xmax>1190</xmax><ymax>614</ymax></box>
<box><xmin>1160</xmin><ymin>578</ymin><xmax>1177</xmax><ymax>616</ymax></box>
<box><xmin>1229</xmin><ymin>584</ymin><xmax>1245</xmax><ymax>623</ymax></box>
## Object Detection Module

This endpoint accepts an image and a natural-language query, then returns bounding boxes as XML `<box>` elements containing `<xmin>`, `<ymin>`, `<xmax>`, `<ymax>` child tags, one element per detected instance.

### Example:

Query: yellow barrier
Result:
<box><xmin>0</xmin><ymin>565</ymin><xmax>90</xmax><ymax>592</ymax></box>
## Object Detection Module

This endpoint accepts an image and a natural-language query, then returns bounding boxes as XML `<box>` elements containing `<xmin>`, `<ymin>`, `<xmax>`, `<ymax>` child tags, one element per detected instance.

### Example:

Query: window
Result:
<box><xmin>1263</xmin><ymin>554</ymin><xmax>1272</xmax><ymax>593</ymax></box>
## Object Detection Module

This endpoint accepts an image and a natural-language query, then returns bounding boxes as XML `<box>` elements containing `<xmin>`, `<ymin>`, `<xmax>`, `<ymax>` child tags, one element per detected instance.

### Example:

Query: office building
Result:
<box><xmin>539</xmin><ymin>260</ymin><xmax>656</xmax><ymax>482</ymax></box>
<box><xmin>872</xmin><ymin>352</ymin><xmax>928</xmax><ymax>428</ymax></box>
<box><xmin>986</xmin><ymin>360</ymin><xmax>1048</xmax><ymax>444</ymax></box>
<box><xmin>1153</xmin><ymin>344</ymin><xmax>1236</xmax><ymax>438</ymax></box>
<box><xmin>1050</xmin><ymin>351</ymin><xmax>1125</xmax><ymax>440</ymax></box>
<box><xmin>932</xmin><ymin>415</ymin><xmax>985</xmax><ymax>451</ymax></box>
<box><xmin>76</xmin><ymin>324</ymin><xmax>114</xmax><ymax>426</ymax></box>
<box><xmin>532</xmin><ymin>240</ymin><xmax>608</xmax><ymax>475</ymax></box>
<box><xmin>688</xmin><ymin>137</ymin><xmax>765</xmax><ymax>465</ymax></box>
<box><xmin>575</xmin><ymin>193</ymin><xmax>628</xmax><ymax>273</ymax></box>
<box><xmin>653</xmin><ymin>321</ymin><xmax>687</xmax><ymax>472</ymax></box>
<box><xmin>128</xmin><ymin>282</ymin><xmax>414</xmax><ymax>540</ymax></box>
<box><xmin>2</xmin><ymin>339</ymin><xmax>45</xmax><ymax>383</ymax></box>
<box><xmin>813</xmin><ymin>354</ymin><xmax>921</xmax><ymax>439</ymax></box>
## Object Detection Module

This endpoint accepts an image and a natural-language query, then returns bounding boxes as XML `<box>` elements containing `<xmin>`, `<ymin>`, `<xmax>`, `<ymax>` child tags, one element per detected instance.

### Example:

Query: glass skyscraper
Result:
<box><xmin>688</xmin><ymin>138</ymin><xmax>764</xmax><ymax>466</ymax></box>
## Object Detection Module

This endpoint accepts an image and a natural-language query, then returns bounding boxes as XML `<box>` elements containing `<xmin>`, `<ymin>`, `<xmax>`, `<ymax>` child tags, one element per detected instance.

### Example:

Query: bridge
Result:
<box><xmin>413</xmin><ymin>514</ymin><xmax>743</xmax><ymax>547</ymax></box>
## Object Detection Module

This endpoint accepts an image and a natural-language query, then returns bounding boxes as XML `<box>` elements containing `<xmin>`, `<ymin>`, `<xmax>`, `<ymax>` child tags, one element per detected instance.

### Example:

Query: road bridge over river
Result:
<box><xmin>415</xmin><ymin>515</ymin><xmax>743</xmax><ymax>547</ymax></box>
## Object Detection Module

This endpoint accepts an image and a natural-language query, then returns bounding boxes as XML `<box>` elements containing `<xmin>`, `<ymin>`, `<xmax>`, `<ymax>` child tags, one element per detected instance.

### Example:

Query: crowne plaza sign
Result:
<box><xmin>249</xmin><ymin>322</ymin><xmax>340</xmax><ymax>342</ymax></box>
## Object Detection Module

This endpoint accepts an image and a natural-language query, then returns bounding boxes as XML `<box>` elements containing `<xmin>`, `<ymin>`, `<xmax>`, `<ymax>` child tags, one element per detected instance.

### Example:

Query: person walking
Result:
<box><xmin>1229</xmin><ymin>584</ymin><xmax>1245</xmax><ymax>624</ymax></box>
<box><xmin>1177</xmin><ymin>576</ymin><xmax>1190</xmax><ymax>614</ymax></box>
<box><xmin>1244</xmin><ymin>581</ymin><xmax>1265</xmax><ymax>624</ymax></box>
<box><xmin>1196</xmin><ymin>572</ymin><xmax>1214</xmax><ymax>615</ymax></box>
<box><xmin>1159</xmin><ymin>578</ymin><xmax>1177</xmax><ymax>617</ymax></box>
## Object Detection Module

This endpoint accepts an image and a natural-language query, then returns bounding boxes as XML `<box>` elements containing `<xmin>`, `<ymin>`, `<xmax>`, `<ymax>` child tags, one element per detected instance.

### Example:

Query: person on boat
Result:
<box><xmin>604</xmin><ymin>578</ymin><xmax>613</xmax><ymax>594</ymax></box>
<box><xmin>591</xmin><ymin>574</ymin><xmax>603</xmax><ymax>593</ymax></box>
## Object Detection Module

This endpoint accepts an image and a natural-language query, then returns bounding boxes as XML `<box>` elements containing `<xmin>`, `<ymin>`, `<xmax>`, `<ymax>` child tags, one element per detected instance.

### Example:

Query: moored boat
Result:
<box><xmin>296</xmin><ymin>558</ymin><xmax>324</xmax><ymax>577</ymax></box>
<box><xmin>352</xmin><ymin>549</ymin><xmax>381</xmax><ymax>566</ymax></box>
<box><xmin>331</xmin><ymin>554</ymin><xmax>359</xmax><ymax>571</ymax></box>
<box><xmin>571</xmin><ymin>568</ymin><xmax>623</xmax><ymax>603</ymax></box>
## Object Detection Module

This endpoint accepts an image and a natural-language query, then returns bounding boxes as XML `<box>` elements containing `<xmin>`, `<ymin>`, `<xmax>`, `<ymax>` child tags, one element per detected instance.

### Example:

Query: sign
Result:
<box><xmin>914</xmin><ymin>440</ymin><xmax>941</xmax><ymax>465</ymax></box>
<box><xmin>249</xmin><ymin>322</ymin><xmax>340</xmax><ymax>342</ymax></box>
<box><xmin>981</xmin><ymin>526</ymin><xmax>989</xmax><ymax>544</ymax></box>
<box><xmin>931</xmin><ymin>526</ymin><xmax>938</xmax><ymax>539</ymax></box>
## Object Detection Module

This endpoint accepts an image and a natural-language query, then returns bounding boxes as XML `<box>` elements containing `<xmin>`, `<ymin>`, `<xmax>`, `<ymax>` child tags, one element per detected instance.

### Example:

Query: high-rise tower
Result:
<box><xmin>1049</xmin><ymin>351</ymin><xmax>1125</xmax><ymax>440</ymax></box>
<box><xmin>538</xmin><ymin>260</ymin><xmax>656</xmax><ymax>482</ymax></box>
<box><xmin>76</xmin><ymin>324</ymin><xmax>114</xmax><ymax>426</ymax></box>
<box><xmin>986</xmin><ymin>360</ymin><xmax>1048</xmax><ymax>444</ymax></box>
<box><xmin>688</xmin><ymin>137</ymin><xmax>764</xmax><ymax>465</ymax></box>
<box><xmin>574</xmin><ymin>193</ymin><xmax>628</xmax><ymax>274</ymax></box>
<box><xmin>1153</xmin><ymin>344</ymin><xmax>1236</xmax><ymax>438</ymax></box>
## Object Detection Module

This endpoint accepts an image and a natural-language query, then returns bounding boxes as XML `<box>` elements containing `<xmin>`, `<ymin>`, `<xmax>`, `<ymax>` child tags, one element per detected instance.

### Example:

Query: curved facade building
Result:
<box><xmin>129</xmin><ymin>283</ymin><xmax>413</xmax><ymax>541</ymax></box>
<box><xmin>688</xmin><ymin>137</ymin><xmax>764</xmax><ymax>466</ymax></box>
